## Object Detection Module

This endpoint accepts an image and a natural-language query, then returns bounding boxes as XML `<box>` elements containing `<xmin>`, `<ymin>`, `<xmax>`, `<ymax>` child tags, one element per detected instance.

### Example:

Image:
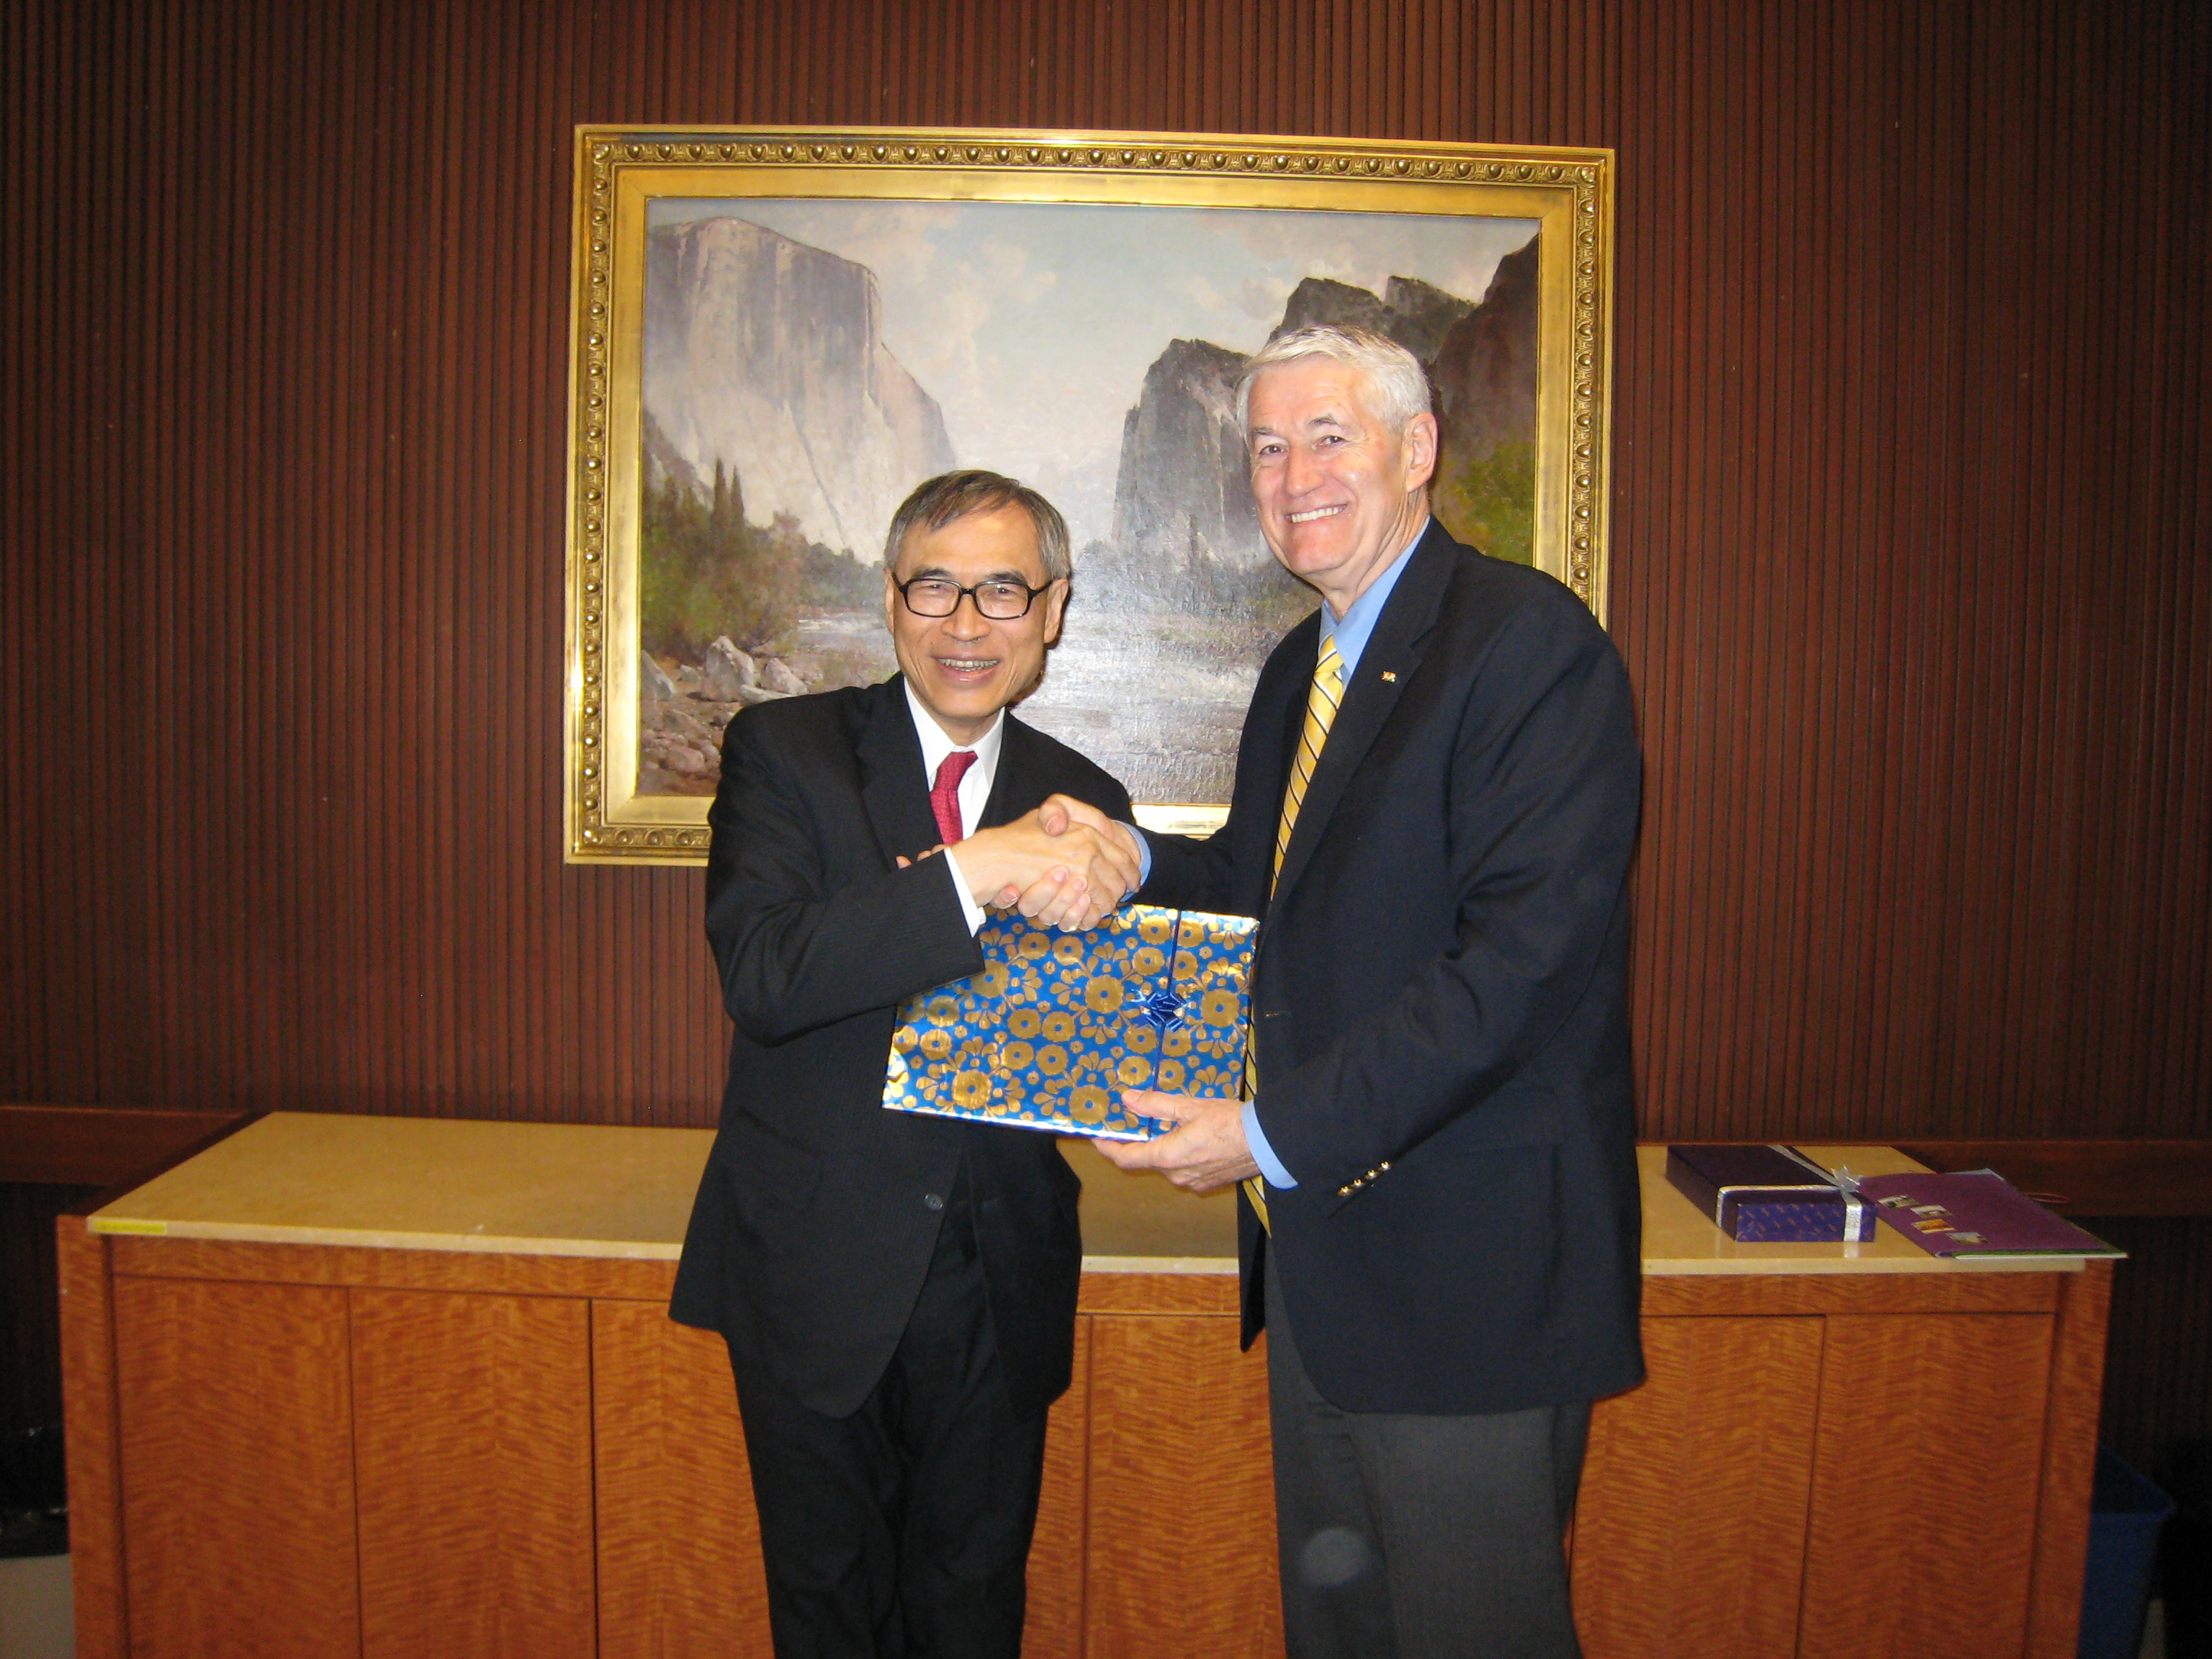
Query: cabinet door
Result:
<box><xmin>1023</xmin><ymin>1316</ymin><xmax>1092</xmax><ymax>1659</ymax></box>
<box><xmin>114</xmin><ymin>1276</ymin><xmax>360</xmax><ymax>1659</ymax></box>
<box><xmin>590</xmin><ymin>1303</ymin><xmax>1096</xmax><ymax>1658</ymax></box>
<box><xmin>1084</xmin><ymin>1316</ymin><xmax>1282</xmax><ymax>1658</ymax></box>
<box><xmin>1573</xmin><ymin>1316</ymin><xmax>1824</xmax><ymax>1658</ymax></box>
<box><xmin>592</xmin><ymin>1302</ymin><xmax>771</xmax><ymax>1659</ymax></box>
<box><xmin>1800</xmin><ymin>1313</ymin><xmax>2055</xmax><ymax>1659</ymax></box>
<box><xmin>350</xmin><ymin>1289</ymin><xmax>597</xmax><ymax>1659</ymax></box>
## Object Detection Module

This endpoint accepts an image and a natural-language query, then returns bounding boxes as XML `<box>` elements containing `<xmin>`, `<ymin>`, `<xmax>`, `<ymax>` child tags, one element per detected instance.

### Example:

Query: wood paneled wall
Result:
<box><xmin>4</xmin><ymin>0</ymin><xmax>2206</xmax><ymax>1143</ymax></box>
<box><xmin>2088</xmin><ymin>1216</ymin><xmax>2212</xmax><ymax>1483</ymax></box>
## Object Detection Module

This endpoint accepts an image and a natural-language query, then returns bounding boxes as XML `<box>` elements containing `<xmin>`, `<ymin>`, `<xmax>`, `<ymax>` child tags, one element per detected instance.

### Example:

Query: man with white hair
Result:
<box><xmin>1093</xmin><ymin>325</ymin><xmax>1645</xmax><ymax>1658</ymax></box>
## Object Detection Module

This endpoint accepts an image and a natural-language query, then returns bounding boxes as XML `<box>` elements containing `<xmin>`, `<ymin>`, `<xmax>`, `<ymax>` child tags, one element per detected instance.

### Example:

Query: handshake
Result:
<box><xmin>940</xmin><ymin>795</ymin><xmax>1144</xmax><ymax>931</ymax></box>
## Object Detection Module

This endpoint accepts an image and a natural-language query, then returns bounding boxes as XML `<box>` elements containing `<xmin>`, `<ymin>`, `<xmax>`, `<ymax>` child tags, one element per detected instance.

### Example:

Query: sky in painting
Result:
<box><xmin>648</xmin><ymin>197</ymin><xmax>1539</xmax><ymax>548</ymax></box>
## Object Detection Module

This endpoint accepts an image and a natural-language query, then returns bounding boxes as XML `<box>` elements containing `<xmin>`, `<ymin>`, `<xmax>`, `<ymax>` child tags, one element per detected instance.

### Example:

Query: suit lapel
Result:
<box><xmin>977</xmin><ymin>717</ymin><xmax>1033</xmax><ymax>832</ymax></box>
<box><xmin>1269</xmin><ymin>524</ymin><xmax>1457</xmax><ymax>911</ymax></box>
<box><xmin>855</xmin><ymin>676</ymin><xmax>941</xmax><ymax>865</ymax></box>
<box><xmin>1250</xmin><ymin>611</ymin><xmax>1322</xmax><ymax>869</ymax></box>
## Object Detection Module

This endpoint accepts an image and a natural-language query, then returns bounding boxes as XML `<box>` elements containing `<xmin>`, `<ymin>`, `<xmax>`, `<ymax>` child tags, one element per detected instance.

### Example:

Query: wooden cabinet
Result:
<box><xmin>1076</xmin><ymin>1298</ymin><xmax>1280</xmax><ymax>1659</ymax></box>
<box><xmin>1568</xmin><ymin>1271</ymin><xmax>2110</xmax><ymax>1659</ymax></box>
<box><xmin>57</xmin><ymin>1120</ymin><xmax>2111</xmax><ymax>1658</ymax></box>
<box><xmin>61</xmin><ymin>1233</ymin><xmax>1282</xmax><ymax>1659</ymax></box>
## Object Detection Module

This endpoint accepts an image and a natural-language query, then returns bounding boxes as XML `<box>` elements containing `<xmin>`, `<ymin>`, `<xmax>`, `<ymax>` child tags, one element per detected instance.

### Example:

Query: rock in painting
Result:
<box><xmin>702</xmin><ymin>637</ymin><xmax>757</xmax><ymax>700</ymax></box>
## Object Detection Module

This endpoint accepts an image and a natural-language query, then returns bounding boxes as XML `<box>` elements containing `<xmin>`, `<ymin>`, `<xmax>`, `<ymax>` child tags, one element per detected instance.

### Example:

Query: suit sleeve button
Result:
<box><xmin>923</xmin><ymin>1192</ymin><xmax>945</xmax><ymax>1211</ymax></box>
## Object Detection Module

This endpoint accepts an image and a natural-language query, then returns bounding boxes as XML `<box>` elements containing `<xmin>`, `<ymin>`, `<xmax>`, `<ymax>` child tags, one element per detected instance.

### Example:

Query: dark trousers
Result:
<box><xmin>1264</xmin><ymin>1252</ymin><xmax>1590</xmax><ymax>1659</ymax></box>
<box><xmin>727</xmin><ymin>1180</ymin><xmax>1049</xmax><ymax>1659</ymax></box>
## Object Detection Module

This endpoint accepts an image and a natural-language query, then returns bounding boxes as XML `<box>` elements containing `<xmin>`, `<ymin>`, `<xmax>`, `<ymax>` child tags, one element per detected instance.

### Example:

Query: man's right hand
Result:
<box><xmin>991</xmin><ymin>796</ymin><xmax>1146</xmax><ymax>927</ymax></box>
<box><xmin>955</xmin><ymin>806</ymin><xmax>1142</xmax><ymax>930</ymax></box>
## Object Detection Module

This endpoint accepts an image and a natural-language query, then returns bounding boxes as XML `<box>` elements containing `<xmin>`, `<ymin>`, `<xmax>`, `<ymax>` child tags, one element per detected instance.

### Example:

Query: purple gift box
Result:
<box><xmin>1665</xmin><ymin>1144</ymin><xmax>1878</xmax><ymax>1243</ymax></box>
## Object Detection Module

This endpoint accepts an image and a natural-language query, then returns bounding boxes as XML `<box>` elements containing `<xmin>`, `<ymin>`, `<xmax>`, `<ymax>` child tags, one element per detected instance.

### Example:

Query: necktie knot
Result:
<box><xmin>930</xmin><ymin>750</ymin><xmax>977</xmax><ymax>844</ymax></box>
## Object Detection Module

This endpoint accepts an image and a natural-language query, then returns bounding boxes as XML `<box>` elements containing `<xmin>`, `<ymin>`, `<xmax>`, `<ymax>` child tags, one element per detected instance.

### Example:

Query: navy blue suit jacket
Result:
<box><xmin>1142</xmin><ymin>521</ymin><xmax>1645</xmax><ymax>1414</ymax></box>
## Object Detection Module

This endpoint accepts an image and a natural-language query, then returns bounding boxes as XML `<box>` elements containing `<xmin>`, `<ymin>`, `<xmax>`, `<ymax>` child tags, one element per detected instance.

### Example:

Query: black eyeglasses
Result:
<box><xmin>894</xmin><ymin>575</ymin><xmax>1054</xmax><ymax>620</ymax></box>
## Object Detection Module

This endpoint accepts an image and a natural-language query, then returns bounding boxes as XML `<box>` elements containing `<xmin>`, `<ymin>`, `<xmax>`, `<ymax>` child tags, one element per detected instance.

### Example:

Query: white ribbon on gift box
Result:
<box><xmin>1774</xmin><ymin>1144</ymin><xmax>1873</xmax><ymax>1241</ymax></box>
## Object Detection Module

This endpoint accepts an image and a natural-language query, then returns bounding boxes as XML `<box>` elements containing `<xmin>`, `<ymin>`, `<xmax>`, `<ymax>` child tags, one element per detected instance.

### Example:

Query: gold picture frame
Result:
<box><xmin>565</xmin><ymin>126</ymin><xmax>1614</xmax><ymax>864</ymax></box>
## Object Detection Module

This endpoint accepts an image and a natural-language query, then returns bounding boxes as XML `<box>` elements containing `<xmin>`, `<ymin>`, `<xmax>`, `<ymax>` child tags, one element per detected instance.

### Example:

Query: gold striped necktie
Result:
<box><xmin>1246</xmin><ymin>638</ymin><xmax>1346</xmax><ymax>1228</ymax></box>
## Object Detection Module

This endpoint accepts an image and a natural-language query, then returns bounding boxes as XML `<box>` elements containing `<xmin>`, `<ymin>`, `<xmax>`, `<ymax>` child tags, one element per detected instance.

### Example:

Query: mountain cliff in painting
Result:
<box><xmin>642</xmin><ymin>216</ymin><xmax>956</xmax><ymax>559</ymax></box>
<box><xmin>1109</xmin><ymin>338</ymin><xmax>1260</xmax><ymax>568</ymax></box>
<box><xmin>1425</xmin><ymin>238</ymin><xmax>1539</xmax><ymax>562</ymax></box>
<box><xmin>1107</xmin><ymin>232</ymin><xmax>1542</xmax><ymax>574</ymax></box>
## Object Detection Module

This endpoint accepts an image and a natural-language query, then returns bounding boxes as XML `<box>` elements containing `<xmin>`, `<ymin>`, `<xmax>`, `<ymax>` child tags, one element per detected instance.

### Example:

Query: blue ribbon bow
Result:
<box><xmin>1138</xmin><ymin>986</ymin><xmax>1187</xmax><ymax>1034</ymax></box>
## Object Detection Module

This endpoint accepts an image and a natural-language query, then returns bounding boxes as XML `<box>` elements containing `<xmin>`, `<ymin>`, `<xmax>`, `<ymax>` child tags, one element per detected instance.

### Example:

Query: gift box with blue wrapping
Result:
<box><xmin>1665</xmin><ymin>1143</ymin><xmax>1879</xmax><ymax>1242</ymax></box>
<box><xmin>882</xmin><ymin>904</ymin><xmax>1256</xmax><ymax>1141</ymax></box>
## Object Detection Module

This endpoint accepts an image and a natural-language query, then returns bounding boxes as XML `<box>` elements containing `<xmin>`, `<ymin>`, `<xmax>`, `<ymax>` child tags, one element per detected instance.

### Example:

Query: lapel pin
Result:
<box><xmin>1380</xmin><ymin>670</ymin><xmax>1397</xmax><ymax>682</ymax></box>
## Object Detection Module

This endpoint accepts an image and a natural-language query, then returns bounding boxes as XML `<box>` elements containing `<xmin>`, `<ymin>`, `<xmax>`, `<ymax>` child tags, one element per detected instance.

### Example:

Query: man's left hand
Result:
<box><xmin>1092</xmin><ymin>1091</ymin><xmax>1259</xmax><ymax>1192</ymax></box>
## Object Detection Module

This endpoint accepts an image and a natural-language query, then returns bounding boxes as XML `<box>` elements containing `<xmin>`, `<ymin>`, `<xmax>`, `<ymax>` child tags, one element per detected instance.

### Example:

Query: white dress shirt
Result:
<box><xmin>904</xmin><ymin>680</ymin><xmax>1004</xmax><ymax>935</ymax></box>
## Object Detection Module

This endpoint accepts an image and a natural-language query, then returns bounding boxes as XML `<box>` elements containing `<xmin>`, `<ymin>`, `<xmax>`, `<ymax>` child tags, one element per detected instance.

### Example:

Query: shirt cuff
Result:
<box><xmin>937</xmin><ymin>845</ymin><xmax>987</xmax><ymax>935</ymax></box>
<box><xmin>1122</xmin><ymin>824</ymin><xmax>1154</xmax><ymax>887</ymax></box>
<box><xmin>1243</xmin><ymin>1101</ymin><xmax>1297</xmax><ymax>1188</ymax></box>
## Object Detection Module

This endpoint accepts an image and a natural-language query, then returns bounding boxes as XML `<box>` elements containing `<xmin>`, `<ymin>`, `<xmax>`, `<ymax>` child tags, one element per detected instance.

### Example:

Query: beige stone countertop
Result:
<box><xmin>86</xmin><ymin>1110</ymin><xmax>1241</xmax><ymax>1271</ymax></box>
<box><xmin>89</xmin><ymin>1114</ymin><xmax>2093</xmax><ymax>1275</ymax></box>
<box><xmin>88</xmin><ymin>1113</ymin><xmax>719</xmax><ymax>1261</ymax></box>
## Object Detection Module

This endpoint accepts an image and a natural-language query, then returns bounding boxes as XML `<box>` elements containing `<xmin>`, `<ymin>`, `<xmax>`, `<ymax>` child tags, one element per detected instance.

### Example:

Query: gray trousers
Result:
<box><xmin>1264</xmin><ymin>1254</ymin><xmax>1588</xmax><ymax>1659</ymax></box>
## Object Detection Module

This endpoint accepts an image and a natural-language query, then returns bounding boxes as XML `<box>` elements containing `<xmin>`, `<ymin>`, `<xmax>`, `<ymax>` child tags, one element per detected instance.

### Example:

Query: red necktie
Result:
<box><xmin>930</xmin><ymin>750</ymin><xmax>977</xmax><ymax>844</ymax></box>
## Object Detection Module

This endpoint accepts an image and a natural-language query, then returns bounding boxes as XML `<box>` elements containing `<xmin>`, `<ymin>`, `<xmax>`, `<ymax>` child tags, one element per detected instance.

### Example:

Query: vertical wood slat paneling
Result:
<box><xmin>2</xmin><ymin>0</ymin><xmax>2208</xmax><ymax>1143</ymax></box>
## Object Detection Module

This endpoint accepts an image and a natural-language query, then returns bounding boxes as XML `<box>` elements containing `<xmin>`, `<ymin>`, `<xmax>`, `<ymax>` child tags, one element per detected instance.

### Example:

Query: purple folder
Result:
<box><xmin>1853</xmin><ymin>1171</ymin><xmax>2123</xmax><ymax>1258</ymax></box>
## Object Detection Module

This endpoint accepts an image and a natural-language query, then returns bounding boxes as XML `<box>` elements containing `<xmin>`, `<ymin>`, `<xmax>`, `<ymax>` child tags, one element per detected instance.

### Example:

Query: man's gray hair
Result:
<box><xmin>1235</xmin><ymin>325</ymin><xmax>1433</xmax><ymax>437</ymax></box>
<box><xmin>883</xmin><ymin>469</ymin><xmax>1072</xmax><ymax>582</ymax></box>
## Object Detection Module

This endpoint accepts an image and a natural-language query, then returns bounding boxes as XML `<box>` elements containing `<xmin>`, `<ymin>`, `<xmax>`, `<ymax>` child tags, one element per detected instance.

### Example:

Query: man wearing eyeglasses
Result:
<box><xmin>670</xmin><ymin>469</ymin><xmax>1146</xmax><ymax>1659</ymax></box>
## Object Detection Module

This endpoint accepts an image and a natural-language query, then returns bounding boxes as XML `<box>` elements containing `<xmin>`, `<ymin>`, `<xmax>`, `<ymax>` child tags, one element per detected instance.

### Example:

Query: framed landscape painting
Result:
<box><xmin>565</xmin><ymin>127</ymin><xmax>1614</xmax><ymax>863</ymax></box>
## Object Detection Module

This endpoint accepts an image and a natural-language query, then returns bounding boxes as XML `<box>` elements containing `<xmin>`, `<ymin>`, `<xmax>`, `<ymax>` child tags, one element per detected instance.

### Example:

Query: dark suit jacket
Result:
<box><xmin>1141</xmin><ymin>522</ymin><xmax>1645</xmax><ymax>1416</ymax></box>
<box><xmin>669</xmin><ymin>675</ymin><xmax>1135</xmax><ymax>1422</ymax></box>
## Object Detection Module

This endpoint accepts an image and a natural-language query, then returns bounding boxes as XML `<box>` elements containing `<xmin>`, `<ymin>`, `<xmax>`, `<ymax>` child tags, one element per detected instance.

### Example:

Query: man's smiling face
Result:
<box><xmin>883</xmin><ymin>503</ymin><xmax>1067</xmax><ymax>746</ymax></box>
<box><xmin>1246</xmin><ymin>356</ymin><xmax>1438</xmax><ymax>618</ymax></box>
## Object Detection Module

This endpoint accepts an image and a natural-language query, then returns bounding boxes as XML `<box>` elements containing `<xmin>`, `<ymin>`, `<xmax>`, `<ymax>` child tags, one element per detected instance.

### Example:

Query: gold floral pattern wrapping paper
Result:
<box><xmin>881</xmin><ymin>904</ymin><xmax>1259</xmax><ymax>1141</ymax></box>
